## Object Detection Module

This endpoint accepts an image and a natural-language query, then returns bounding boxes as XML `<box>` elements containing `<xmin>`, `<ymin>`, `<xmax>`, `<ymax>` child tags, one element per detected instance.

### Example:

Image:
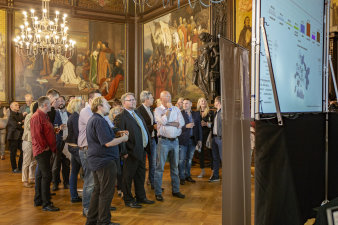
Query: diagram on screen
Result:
<box><xmin>294</xmin><ymin>53</ymin><xmax>310</xmax><ymax>99</ymax></box>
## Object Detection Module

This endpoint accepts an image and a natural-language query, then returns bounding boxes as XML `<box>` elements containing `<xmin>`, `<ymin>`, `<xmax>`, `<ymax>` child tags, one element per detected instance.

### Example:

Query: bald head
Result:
<box><xmin>25</xmin><ymin>94</ymin><xmax>33</xmax><ymax>106</ymax></box>
<box><xmin>160</xmin><ymin>91</ymin><xmax>171</xmax><ymax>106</ymax></box>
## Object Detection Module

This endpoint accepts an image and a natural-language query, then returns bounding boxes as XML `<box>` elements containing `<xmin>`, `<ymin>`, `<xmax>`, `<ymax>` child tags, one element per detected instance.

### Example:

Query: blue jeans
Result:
<box><xmin>148</xmin><ymin>138</ymin><xmax>157</xmax><ymax>186</ymax></box>
<box><xmin>79</xmin><ymin>149</ymin><xmax>94</xmax><ymax>215</ymax></box>
<box><xmin>179</xmin><ymin>139</ymin><xmax>196</xmax><ymax>180</ymax></box>
<box><xmin>69</xmin><ymin>146</ymin><xmax>82</xmax><ymax>200</ymax></box>
<box><xmin>154</xmin><ymin>138</ymin><xmax>180</xmax><ymax>195</ymax></box>
<box><xmin>212</xmin><ymin>137</ymin><xmax>223</xmax><ymax>178</ymax></box>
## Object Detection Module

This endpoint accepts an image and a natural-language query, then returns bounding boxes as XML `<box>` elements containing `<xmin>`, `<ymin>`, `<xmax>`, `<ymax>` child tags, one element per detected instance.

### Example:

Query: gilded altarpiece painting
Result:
<box><xmin>143</xmin><ymin>3</ymin><xmax>210</xmax><ymax>101</ymax></box>
<box><xmin>14</xmin><ymin>12</ymin><xmax>126</xmax><ymax>101</ymax></box>
<box><xmin>236</xmin><ymin>0</ymin><xmax>252</xmax><ymax>50</ymax></box>
<box><xmin>0</xmin><ymin>10</ymin><xmax>6</xmax><ymax>101</ymax></box>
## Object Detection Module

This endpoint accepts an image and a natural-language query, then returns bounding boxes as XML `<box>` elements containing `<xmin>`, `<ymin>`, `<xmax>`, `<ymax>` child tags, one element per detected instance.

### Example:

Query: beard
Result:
<box><xmin>59</xmin><ymin>104</ymin><xmax>65</xmax><ymax>109</ymax></box>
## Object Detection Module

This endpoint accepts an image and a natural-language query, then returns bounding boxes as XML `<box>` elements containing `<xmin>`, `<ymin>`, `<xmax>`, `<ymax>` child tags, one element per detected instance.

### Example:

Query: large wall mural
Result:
<box><xmin>0</xmin><ymin>10</ymin><xmax>6</xmax><ymax>102</ymax></box>
<box><xmin>143</xmin><ymin>3</ymin><xmax>209</xmax><ymax>101</ymax></box>
<box><xmin>14</xmin><ymin>12</ymin><xmax>126</xmax><ymax>101</ymax></box>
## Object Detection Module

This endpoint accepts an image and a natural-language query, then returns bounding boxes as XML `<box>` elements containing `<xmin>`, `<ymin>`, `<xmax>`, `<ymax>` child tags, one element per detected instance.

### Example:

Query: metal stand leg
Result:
<box><xmin>260</xmin><ymin>18</ymin><xmax>283</xmax><ymax>126</ymax></box>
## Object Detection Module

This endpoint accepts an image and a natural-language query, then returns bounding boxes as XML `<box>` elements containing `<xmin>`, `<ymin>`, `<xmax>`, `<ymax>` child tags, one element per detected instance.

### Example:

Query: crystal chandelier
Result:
<box><xmin>13</xmin><ymin>0</ymin><xmax>75</xmax><ymax>60</ymax></box>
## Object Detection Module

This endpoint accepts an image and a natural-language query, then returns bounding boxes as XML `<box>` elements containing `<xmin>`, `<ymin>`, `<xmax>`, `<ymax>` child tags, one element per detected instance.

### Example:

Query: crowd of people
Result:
<box><xmin>0</xmin><ymin>89</ymin><xmax>223</xmax><ymax>225</ymax></box>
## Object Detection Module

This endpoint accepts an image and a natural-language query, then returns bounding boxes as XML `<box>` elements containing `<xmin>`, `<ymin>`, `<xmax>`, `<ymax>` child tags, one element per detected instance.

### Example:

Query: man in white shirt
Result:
<box><xmin>154</xmin><ymin>91</ymin><xmax>185</xmax><ymax>201</ymax></box>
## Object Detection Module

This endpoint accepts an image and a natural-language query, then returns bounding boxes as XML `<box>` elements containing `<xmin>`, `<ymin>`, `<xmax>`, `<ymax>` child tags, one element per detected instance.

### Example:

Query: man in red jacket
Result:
<box><xmin>30</xmin><ymin>96</ymin><xmax>59</xmax><ymax>211</ymax></box>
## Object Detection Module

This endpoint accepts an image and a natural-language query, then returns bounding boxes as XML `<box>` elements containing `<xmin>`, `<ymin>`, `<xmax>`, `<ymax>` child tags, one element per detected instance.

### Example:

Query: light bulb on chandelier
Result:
<box><xmin>13</xmin><ymin>0</ymin><xmax>75</xmax><ymax>60</ymax></box>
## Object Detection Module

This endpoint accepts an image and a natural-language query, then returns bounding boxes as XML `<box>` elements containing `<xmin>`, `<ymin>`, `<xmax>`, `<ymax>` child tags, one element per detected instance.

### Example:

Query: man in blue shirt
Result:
<box><xmin>85</xmin><ymin>96</ymin><xmax>128</xmax><ymax>225</ymax></box>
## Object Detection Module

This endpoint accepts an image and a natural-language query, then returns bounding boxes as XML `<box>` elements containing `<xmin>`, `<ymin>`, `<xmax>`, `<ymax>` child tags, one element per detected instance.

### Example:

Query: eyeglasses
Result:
<box><xmin>125</xmin><ymin>99</ymin><xmax>136</xmax><ymax>102</ymax></box>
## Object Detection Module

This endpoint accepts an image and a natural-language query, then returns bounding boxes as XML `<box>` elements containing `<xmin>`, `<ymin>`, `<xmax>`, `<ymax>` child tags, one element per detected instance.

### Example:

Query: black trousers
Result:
<box><xmin>199</xmin><ymin>130</ymin><xmax>213</xmax><ymax>169</ymax></box>
<box><xmin>52</xmin><ymin>140</ymin><xmax>70</xmax><ymax>185</ymax></box>
<box><xmin>9</xmin><ymin>139</ymin><xmax>23</xmax><ymax>171</ymax></box>
<box><xmin>122</xmin><ymin>153</ymin><xmax>146</xmax><ymax>203</ymax></box>
<box><xmin>86</xmin><ymin>160</ymin><xmax>117</xmax><ymax>225</ymax></box>
<box><xmin>34</xmin><ymin>150</ymin><xmax>52</xmax><ymax>207</ymax></box>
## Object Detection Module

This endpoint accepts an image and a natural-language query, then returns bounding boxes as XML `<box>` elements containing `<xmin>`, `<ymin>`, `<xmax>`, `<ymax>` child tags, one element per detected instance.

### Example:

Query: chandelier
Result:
<box><xmin>13</xmin><ymin>0</ymin><xmax>75</xmax><ymax>60</ymax></box>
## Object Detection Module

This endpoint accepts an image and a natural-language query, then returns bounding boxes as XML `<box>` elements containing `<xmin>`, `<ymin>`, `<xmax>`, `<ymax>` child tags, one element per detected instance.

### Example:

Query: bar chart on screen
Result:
<box><xmin>259</xmin><ymin>0</ymin><xmax>325</xmax><ymax>113</ymax></box>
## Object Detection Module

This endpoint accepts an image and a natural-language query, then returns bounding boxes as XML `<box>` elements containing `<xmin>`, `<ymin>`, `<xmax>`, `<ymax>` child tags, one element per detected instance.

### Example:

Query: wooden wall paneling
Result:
<box><xmin>7</xmin><ymin>8</ymin><xmax>12</xmax><ymax>103</ymax></box>
<box><xmin>0</xmin><ymin>0</ymin><xmax>7</xmax><ymax>7</ymax></box>
<box><xmin>228</xmin><ymin>0</ymin><xmax>234</xmax><ymax>41</ymax></box>
<box><xmin>126</xmin><ymin>19</ymin><xmax>137</xmax><ymax>95</ymax></box>
<box><xmin>76</xmin><ymin>0</ymin><xmax>124</xmax><ymax>14</ymax></box>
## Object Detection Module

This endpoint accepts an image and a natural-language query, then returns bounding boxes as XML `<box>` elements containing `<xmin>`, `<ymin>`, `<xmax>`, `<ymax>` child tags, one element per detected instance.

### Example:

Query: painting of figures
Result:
<box><xmin>0</xmin><ymin>10</ymin><xmax>6</xmax><ymax>101</ymax></box>
<box><xmin>14</xmin><ymin>12</ymin><xmax>125</xmax><ymax>101</ymax></box>
<box><xmin>236</xmin><ymin>0</ymin><xmax>252</xmax><ymax>50</ymax></box>
<box><xmin>143</xmin><ymin>3</ymin><xmax>209</xmax><ymax>101</ymax></box>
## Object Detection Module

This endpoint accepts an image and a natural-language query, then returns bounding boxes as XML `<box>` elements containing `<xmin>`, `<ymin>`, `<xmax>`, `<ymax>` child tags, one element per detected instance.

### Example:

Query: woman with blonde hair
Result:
<box><xmin>108</xmin><ymin>106</ymin><xmax>123</xmax><ymax>122</ymax></box>
<box><xmin>196</xmin><ymin>97</ymin><xmax>214</xmax><ymax>178</ymax></box>
<box><xmin>65</xmin><ymin>98</ymin><xmax>83</xmax><ymax>203</ymax></box>
<box><xmin>22</xmin><ymin>102</ymin><xmax>37</xmax><ymax>188</ymax></box>
<box><xmin>155</xmin><ymin>98</ymin><xmax>162</xmax><ymax>108</ymax></box>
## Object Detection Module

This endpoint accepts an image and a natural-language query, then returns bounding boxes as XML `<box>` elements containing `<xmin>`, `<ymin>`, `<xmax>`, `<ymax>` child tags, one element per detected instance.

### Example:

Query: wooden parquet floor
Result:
<box><xmin>0</xmin><ymin>151</ymin><xmax>236</xmax><ymax>225</ymax></box>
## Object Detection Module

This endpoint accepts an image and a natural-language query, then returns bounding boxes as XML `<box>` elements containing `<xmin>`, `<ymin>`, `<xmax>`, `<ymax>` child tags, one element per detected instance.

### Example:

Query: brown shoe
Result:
<box><xmin>23</xmin><ymin>182</ymin><xmax>33</xmax><ymax>188</ymax></box>
<box><xmin>0</xmin><ymin>155</ymin><xmax>5</xmax><ymax>160</ymax></box>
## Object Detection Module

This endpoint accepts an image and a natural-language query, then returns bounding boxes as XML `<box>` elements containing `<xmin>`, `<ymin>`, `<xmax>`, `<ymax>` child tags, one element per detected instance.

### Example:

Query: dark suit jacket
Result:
<box><xmin>7</xmin><ymin>110</ymin><xmax>24</xmax><ymax>140</ymax></box>
<box><xmin>114</xmin><ymin>109</ymin><xmax>150</xmax><ymax>161</ymax></box>
<box><xmin>54</xmin><ymin>110</ymin><xmax>71</xmax><ymax>152</ymax></box>
<box><xmin>179</xmin><ymin>110</ymin><xmax>203</xmax><ymax>146</ymax></box>
<box><xmin>136</xmin><ymin>104</ymin><xmax>155</xmax><ymax>136</ymax></box>
<box><xmin>212</xmin><ymin>109</ymin><xmax>222</xmax><ymax>137</ymax></box>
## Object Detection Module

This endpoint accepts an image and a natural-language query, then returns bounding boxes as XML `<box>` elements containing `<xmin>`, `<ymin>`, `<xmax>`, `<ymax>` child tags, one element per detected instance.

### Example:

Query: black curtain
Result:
<box><xmin>255</xmin><ymin>113</ymin><xmax>326</xmax><ymax>225</ymax></box>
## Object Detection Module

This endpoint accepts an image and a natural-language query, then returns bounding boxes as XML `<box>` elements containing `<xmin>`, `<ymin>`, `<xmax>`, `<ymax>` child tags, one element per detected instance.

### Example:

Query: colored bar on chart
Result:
<box><xmin>300</xmin><ymin>24</ymin><xmax>305</xmax><ymax>33</ymax></box>
<box><xmin>294</xmin><ymin>26</ymin><xmax>299</xmax><ymax>31</ymax></box>
<box><xmin>306</xmin><ymin>23</ymin><xmax>311</xmax><ymax>37</ymax></box>
<box><xmin>312</xmin><ymin>34</ymin><xmax>316</xmax><ymax>41</ymax></box>
<box><xmin>317</xmin><ymin>32</ymin><xmax>320</xmax><ymax>43</ymax></box>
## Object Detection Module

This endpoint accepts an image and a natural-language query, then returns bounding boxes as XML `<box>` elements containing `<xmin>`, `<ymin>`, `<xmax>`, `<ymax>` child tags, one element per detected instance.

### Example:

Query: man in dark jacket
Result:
<box><xmin>7</xmin><ymin>101</ymin><xmax>24</xmax><ymax>173</ymax></box>
<box><xmin>115</xmin><ymin>92</ymin><xmax>154</xmax><ymax>208</ymax></box>
<box><xmin>210</xmin><ymin>96</ymin><xmax>222</xmax><ymax>182</ymax></box>
<box><xmin>52</xmin><ymin>96</ymin><xmax>71</xmax><ymax>191</ymax></box>
<box><xmin>178</xmin><ymin>98</ymin><xmax>202</xmax><ymax>184</ymax></box>
<box><xmin>136</xmin><ymin>90</ymin><xmax>156</xmax><ymax>189</ymax></box>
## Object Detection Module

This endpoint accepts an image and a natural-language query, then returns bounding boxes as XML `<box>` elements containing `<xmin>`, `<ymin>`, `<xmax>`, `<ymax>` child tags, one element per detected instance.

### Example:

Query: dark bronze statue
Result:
<box><xmin>193</xmin><ymin>32</ymin><xmax>220</xmax><ymax>100</ymax></box>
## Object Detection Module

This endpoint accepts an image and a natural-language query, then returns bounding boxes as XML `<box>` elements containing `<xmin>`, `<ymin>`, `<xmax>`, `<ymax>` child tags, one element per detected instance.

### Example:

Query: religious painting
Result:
<box><xmin>331</xmin><ymin>0</ymin><xmax>338</xmax><ymax>31</ymax></box>
<box><xmin>143</xmin><ymin>3</ymin><xmax>210</xmax><ymax>101</ymax></box>
<box><xmin>236</xmin><ymin>0</ymin><xmax>252</xmax><ymax>50</ymax></box>
<box><xmin>0</xmin><ymin>10</ymin><xmax>6</xmax><ymax>102</ymax></box>
<box><xmin>14</xmin><ymin>12</ymin><xmax>126</xmax><ymax>101</ymax></box>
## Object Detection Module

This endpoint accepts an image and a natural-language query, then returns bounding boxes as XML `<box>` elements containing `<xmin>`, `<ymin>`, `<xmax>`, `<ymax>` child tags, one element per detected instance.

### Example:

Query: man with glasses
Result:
<box><xmin>115</xmin><ymin>92</ymin><xmax>154</xmax><ymax>208</ymax></box>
